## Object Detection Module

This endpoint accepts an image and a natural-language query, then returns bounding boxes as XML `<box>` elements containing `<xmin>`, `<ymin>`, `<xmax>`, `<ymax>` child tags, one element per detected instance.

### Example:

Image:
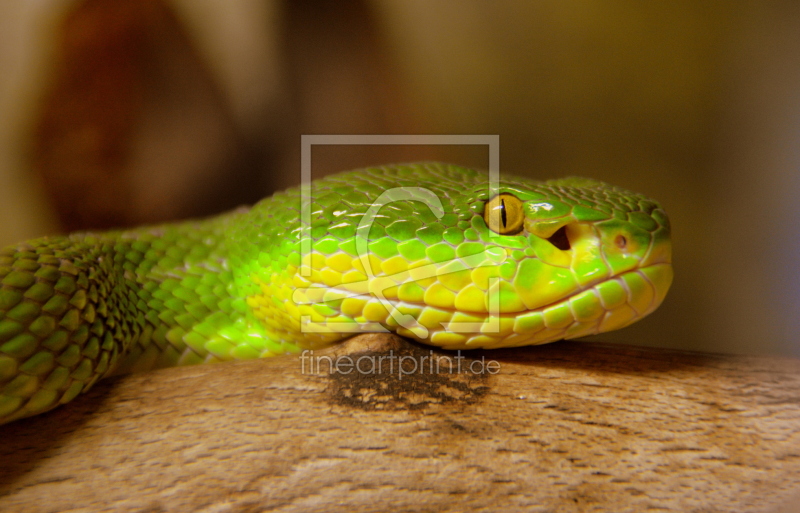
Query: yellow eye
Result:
<box><xmin>484</xmin><ymin>193</ymin><xmax>525</xmax><ymax>235</ymax></box>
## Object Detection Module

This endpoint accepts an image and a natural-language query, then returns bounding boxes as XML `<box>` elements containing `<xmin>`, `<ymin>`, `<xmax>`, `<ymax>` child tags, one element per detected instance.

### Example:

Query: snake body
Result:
<box><xmin>0</xmin><ymin>163</ymin><xmax>672</xmax><ymax>423</ymax></box>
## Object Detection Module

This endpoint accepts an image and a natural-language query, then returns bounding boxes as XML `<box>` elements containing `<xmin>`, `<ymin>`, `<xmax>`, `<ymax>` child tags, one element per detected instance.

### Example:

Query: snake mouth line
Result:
<box><xmin>295</xmin><ymin>263</ymin><xmax>673</xmax><ymax>349</ymax></box>
<box><xmin>309</xmin><ymin>264</ymin><xmax>666</xmax><ymax>316</ymax></box>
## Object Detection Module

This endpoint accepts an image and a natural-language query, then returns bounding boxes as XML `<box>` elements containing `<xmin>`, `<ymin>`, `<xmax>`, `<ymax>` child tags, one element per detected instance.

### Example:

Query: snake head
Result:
<box><xmin>470</xmin><ymin>175</ymin><xmax>673</xmax><ymax>346</ymax></box>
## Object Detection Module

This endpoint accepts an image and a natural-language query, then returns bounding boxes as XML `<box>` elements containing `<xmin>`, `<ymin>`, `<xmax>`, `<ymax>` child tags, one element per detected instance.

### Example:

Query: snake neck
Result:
<box><xmin>2</xmin><ymin>211</ymin><xmax>246</xmax><ymax>381</ymax></box>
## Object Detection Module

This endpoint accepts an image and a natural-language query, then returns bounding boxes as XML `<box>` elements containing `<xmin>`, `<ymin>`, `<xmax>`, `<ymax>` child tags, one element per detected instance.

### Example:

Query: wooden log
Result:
<box><xmin>0</xmin><ymin>334</ymin><xmax>798</xmax><ymax>512</ymax></box>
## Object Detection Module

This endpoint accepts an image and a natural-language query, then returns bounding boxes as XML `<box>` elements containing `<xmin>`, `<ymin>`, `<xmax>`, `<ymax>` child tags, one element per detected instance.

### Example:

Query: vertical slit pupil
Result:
<box><xmin>500</xmin><ymin>198</ymin><xmax>507</xmax><ymax>228</ymax></box>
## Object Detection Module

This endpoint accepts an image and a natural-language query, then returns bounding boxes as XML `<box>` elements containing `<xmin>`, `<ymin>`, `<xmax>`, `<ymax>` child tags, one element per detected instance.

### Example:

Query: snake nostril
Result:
<box><xmin>546</xmin><ymin>226</ymin><xmax>571</xmax><ymax>251</ymax></box>
<box><xmin>615</xmin><ymin>234</ymin><xmax>628</xmax><ymax>249</ymax></box>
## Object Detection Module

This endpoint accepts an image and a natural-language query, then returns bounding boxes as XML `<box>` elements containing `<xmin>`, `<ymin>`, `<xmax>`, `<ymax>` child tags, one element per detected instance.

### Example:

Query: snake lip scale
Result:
<box><xmin>0</xmin><ymin>162</ymin><xmax>673</xmax><ymax>423</ymax></box>
<box><xmin>297</xmin><ymin>263</ymin><xmax>671</xmax><ymax>351</ymax></box>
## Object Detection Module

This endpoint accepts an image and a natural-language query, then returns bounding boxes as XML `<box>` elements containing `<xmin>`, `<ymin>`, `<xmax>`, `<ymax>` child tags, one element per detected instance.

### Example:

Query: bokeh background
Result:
<box><xmin>1</xmin><ymin>0</ymin><xmax>798</xmax><ymax>357</ymax></box>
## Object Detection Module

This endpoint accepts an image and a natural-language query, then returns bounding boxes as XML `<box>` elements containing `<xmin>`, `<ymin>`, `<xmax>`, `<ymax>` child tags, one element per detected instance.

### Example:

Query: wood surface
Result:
<box><xmin>1</xmin><ymin>334</ymin><xmax>798</xmax><ymax>512</ymax></box>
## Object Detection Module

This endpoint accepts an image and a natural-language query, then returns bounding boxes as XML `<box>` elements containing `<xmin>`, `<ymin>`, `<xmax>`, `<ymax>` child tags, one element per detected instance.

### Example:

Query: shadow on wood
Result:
<box><xmin>1</xmin><ymin>334</ymin><xmax>798</xmax><ymax>512</ymax></box>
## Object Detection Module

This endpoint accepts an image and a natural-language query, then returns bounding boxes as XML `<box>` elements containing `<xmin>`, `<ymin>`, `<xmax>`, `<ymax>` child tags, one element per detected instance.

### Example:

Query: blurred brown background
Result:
<box><xmin>0</xmin><ymin>0</ymin><xmax>798</xmax><ymax>357</ymax></box>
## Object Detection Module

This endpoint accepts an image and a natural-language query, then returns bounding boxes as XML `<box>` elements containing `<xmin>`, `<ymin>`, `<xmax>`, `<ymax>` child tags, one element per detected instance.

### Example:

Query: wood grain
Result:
<box><xmin>0</xmin><ymin>334</ymin><xmax>798</xmax><ymax>512</ymax></box>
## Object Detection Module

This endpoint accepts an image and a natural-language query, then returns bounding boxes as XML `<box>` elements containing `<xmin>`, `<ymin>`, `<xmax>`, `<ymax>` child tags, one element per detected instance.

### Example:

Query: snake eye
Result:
<box><xmin>484</xmin><ymin>193</ymin><xmax>525</xmax><ymax>235</ymax></box>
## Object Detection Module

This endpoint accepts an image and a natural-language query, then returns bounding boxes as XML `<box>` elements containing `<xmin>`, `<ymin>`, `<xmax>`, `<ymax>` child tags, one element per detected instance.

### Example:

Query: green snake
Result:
<box><xmin>0</xmin><ymin>163</ymin><xmax>672</xmax><ymax>424</ymax></box>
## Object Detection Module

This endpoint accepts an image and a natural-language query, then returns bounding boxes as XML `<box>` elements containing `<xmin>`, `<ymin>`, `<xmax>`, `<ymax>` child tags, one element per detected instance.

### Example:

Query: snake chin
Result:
<box><xmin>308</xmin><ymin>262</ymin><xmax>672</xmax><ymax>351</ymax></box>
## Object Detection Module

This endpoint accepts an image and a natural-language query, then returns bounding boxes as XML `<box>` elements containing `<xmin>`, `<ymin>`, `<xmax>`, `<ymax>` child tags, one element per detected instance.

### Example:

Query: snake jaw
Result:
<box><xmin>283</xmin><ymin>249</ymin><xmax>673</xmax><ymax>351</ymax></box>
